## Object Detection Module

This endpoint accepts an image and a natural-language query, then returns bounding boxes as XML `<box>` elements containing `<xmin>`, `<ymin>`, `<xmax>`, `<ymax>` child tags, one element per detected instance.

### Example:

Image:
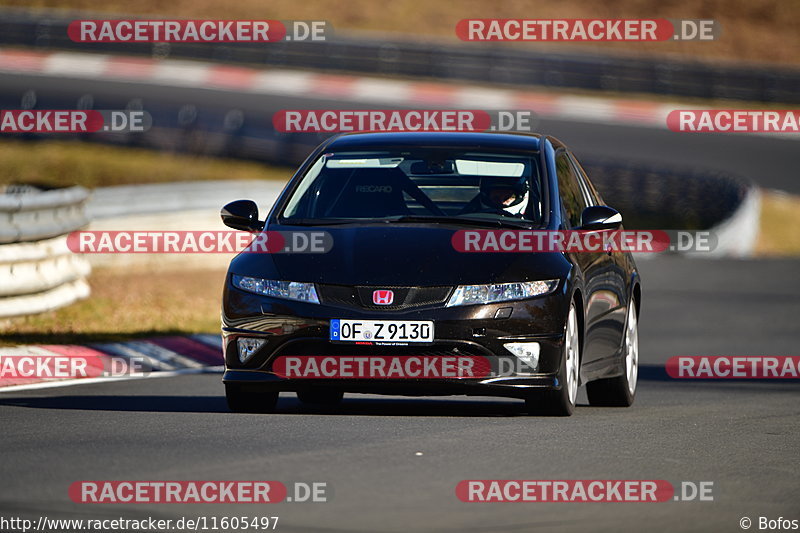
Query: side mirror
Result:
<box><xmin>579</xmin><ymin>205</ymin><xmax>622</xmax><ymax>231</ymax></box>
<box><xmin>221</xmin><ymin>200</ymin><xmax>263</xmax><ymax>232</ymax></box>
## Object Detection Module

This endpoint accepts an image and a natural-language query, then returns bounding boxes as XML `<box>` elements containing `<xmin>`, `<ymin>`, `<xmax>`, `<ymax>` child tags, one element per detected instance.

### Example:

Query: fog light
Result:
<box><xmin>503</xmin><ymin>342</ymin><xmax>540</xmax><ymax>372</ymax></box>
<box><xmin>237</xmin><ymin>337</ymin><xmax>265</xmax><ymax>363</ymax></box>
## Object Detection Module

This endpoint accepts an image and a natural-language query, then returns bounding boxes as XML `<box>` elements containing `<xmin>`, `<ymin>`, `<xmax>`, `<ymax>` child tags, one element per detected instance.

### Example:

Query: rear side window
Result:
<box><xmin>555</xmin><ymin>153</ymin><xmax>587</xmax><ymax>228</ymax></box>
<box><xmin>569</xmin><ymin>153</ymin><xmax>604</xmax><ymax>206</ymax></box>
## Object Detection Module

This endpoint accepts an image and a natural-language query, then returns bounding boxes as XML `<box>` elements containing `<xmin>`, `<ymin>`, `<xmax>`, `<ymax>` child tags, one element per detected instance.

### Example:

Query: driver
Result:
<box><xmin>460</xmin><ymin>176</ymin><xmax>529</xmax><ymax>217</ymax></box>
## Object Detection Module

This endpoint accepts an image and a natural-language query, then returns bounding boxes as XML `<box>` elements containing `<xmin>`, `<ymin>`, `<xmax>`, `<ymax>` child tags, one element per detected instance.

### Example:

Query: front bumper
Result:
<box><xmin>222</xmin><ymin>369</ymin><xmax>560</xmax><ymax>399</ymax></box>
<box><xmin>221</xmin><ymin>282</ymin><xmax>569</xmax><ymax>397</ymax></box>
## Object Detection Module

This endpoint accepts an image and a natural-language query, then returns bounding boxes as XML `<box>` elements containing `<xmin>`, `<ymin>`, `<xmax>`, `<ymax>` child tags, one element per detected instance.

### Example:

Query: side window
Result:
<box><xmin>569</xmin><ymin>153</ymin><xmax>603</xmax><ymax>206</ymax></box>
<box><xmin>555</xmin><ymin>152</ymin><xmax>588</xmax><ymax>228</ymax></box>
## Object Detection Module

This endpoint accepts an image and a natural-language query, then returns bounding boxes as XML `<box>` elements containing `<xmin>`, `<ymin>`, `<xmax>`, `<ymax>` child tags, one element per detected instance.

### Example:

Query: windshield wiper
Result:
<box><xmin>383</xmin><ymin>215</ymin><xmax>535</xmax><ymax>229</ymax></box>
<box><xmin>278</xmin><ymin>218</ymin><xmax>365</xmax><ymax>226</ymax></box>
<box><xmin>280</xmin><ymin>216</ymin><xmax>536</xmax><ymax>228</ymax></box>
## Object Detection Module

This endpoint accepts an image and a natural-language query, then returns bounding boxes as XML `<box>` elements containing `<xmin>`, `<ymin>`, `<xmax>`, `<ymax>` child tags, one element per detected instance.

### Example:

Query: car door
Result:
<box><xmin>568</xmin><ymin>152</ymin><xmax>628</xmax><ymax>368</ymax></box>
<box><xmin>555</xmin><ymin>151</ymin><xmax>620</xmax><ymax>370</ymax></box>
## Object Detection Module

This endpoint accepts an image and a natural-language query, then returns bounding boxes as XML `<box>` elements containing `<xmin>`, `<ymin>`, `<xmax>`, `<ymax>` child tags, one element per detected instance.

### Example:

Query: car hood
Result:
<box><xmin>239</xmin><ymin>224</ymin><xmax>569</xmax><ymax>286</ymax></box>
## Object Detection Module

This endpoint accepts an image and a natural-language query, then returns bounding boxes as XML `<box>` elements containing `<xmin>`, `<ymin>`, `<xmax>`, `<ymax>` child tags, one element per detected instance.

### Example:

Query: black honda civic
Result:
<box><xmin>220</xmin><ymin>132</ymin><xmax>641</xmax><ymax>416</ymax></box>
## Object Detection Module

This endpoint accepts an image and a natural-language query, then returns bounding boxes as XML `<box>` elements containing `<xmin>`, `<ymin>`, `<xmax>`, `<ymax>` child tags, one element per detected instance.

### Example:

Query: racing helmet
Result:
<box><xmin>479</xmin><ymin>176</ymin><xmax>529</xmax><ymax>211</ymax></box>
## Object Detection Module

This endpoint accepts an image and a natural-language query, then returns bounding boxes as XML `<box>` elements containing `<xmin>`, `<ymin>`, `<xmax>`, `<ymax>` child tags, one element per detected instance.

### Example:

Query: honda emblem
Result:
<box><xmin>373</xmin><ymin>290</ymin><xmax>394</xmax><ymax>305</ymax></box>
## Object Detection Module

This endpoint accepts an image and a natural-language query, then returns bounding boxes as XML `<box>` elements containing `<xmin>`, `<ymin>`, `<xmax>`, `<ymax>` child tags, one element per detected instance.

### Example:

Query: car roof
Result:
<box><xmin>324</xmin><ymin>131</ymin><xmax>544</xmax><ymax>152</ymax></box>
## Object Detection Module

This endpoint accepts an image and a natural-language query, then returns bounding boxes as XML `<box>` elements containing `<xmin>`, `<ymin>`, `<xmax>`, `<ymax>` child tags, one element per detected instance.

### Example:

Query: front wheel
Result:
<box><xmin>525</xmin><ymin>301</ymin><xmax>580</xmax><ymax>416</ymax></box>
<box><xmin>586</xmin><ymin>300</ymin><xmax>638</xmax><ymax>407</ymax></box>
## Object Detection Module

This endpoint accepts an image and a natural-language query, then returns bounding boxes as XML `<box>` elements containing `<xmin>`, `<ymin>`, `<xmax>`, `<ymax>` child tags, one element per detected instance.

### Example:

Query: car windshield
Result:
<box><xmin>279</xmin><ymin>149</ymin><xmax>543</xmax><ymax>225</ymax></box>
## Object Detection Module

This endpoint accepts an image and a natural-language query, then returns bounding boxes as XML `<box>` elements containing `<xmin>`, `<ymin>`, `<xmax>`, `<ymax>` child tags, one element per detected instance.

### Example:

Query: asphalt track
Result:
<box><xmin>1</xmin><ymin>72</ymin><xmax>799</xmax><ymax>532</ymax></box>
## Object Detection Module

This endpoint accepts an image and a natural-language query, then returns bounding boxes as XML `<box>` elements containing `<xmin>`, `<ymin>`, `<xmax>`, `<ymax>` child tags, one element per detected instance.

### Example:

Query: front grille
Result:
<box><xmin>317</xmin><ymin>285</ymin><xmax>360</xmax><ymax>307</ymax></box>
<box><xmin>317</xmin><ymin>284</ymin><xmax>453</xmax><ymax>310</ymax></box>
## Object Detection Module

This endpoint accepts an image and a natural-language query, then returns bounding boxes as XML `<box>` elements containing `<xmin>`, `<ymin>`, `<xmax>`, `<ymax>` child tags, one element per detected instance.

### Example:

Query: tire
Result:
<box><xmin>225</xmin><ymin>384</ymin><xmax>279</xmax><ymax>413</ymax></box>
<box><xmin>297</xmin><ymin>389</ymin><xmax>344</xmax><ymax>407</ymax></box>
<box><xmin>586</xmin><ymin>300</ymin><xmax>638</xmax><ymax>407</ymax></box>
<box><xmin>525</xmin><ymin>301</ymin><xmax>580</xmax><ymax>416</ymax></box>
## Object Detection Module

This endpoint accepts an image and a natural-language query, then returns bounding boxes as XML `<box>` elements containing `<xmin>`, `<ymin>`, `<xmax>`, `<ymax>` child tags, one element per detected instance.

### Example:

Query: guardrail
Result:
<box><xmin>583</xmin><ymin>160</ymin><xmax>757</xmax><ymax>257</ymax></box>
<box><xmin>0</xmin><ymin>8</ymin><xmax>798</xmax><ymax>103</ymax></box>
<box><xmin>582</xmin><ymin>160</ymin><xmax>750</xmax><ymax>230</ymax></box>
<box><xmin>0</xmin><ymin>185</ymin><xmax>92</xmax><ymax>319</ymax></box>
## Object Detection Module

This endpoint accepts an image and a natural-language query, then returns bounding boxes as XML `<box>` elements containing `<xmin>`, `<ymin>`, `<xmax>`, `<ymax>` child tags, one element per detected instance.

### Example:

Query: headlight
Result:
<box><xmin>232</xmin><ymin>275</ymin><xmax>320</xmax><ymax>304</ymax></box>
<box><xmin>446</xmin><ymin>280</ymin><xmax>559</xmax><ymax>307</ymax></box>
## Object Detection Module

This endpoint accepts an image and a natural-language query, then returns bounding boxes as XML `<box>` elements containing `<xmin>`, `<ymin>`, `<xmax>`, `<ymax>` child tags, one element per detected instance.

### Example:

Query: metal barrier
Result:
<box><xmin>583</xmin><ymin>160</ymin><xmax>758</xmax><ymax>257</ymax></box>
<box><xmin>582</xmin><ymin>160</ymin><xmax>750</xmax><ymax>230</ymax></box>
<box><xmin>0</xmin><ymin>185</ymin><xmax>91</xmax><ymax>319</ymax></box>
<box><xmin>0</xmin><ymin>8</ymin><xmax>798</xmax><ymax>103</ymax></box>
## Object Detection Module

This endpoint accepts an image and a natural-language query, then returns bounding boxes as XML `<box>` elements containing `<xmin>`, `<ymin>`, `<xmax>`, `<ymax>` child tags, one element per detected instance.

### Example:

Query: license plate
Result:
<box><xmin>330</xmin><ymin>319</ymin><xmax>434</xmax><ymax>343</ymax></box>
